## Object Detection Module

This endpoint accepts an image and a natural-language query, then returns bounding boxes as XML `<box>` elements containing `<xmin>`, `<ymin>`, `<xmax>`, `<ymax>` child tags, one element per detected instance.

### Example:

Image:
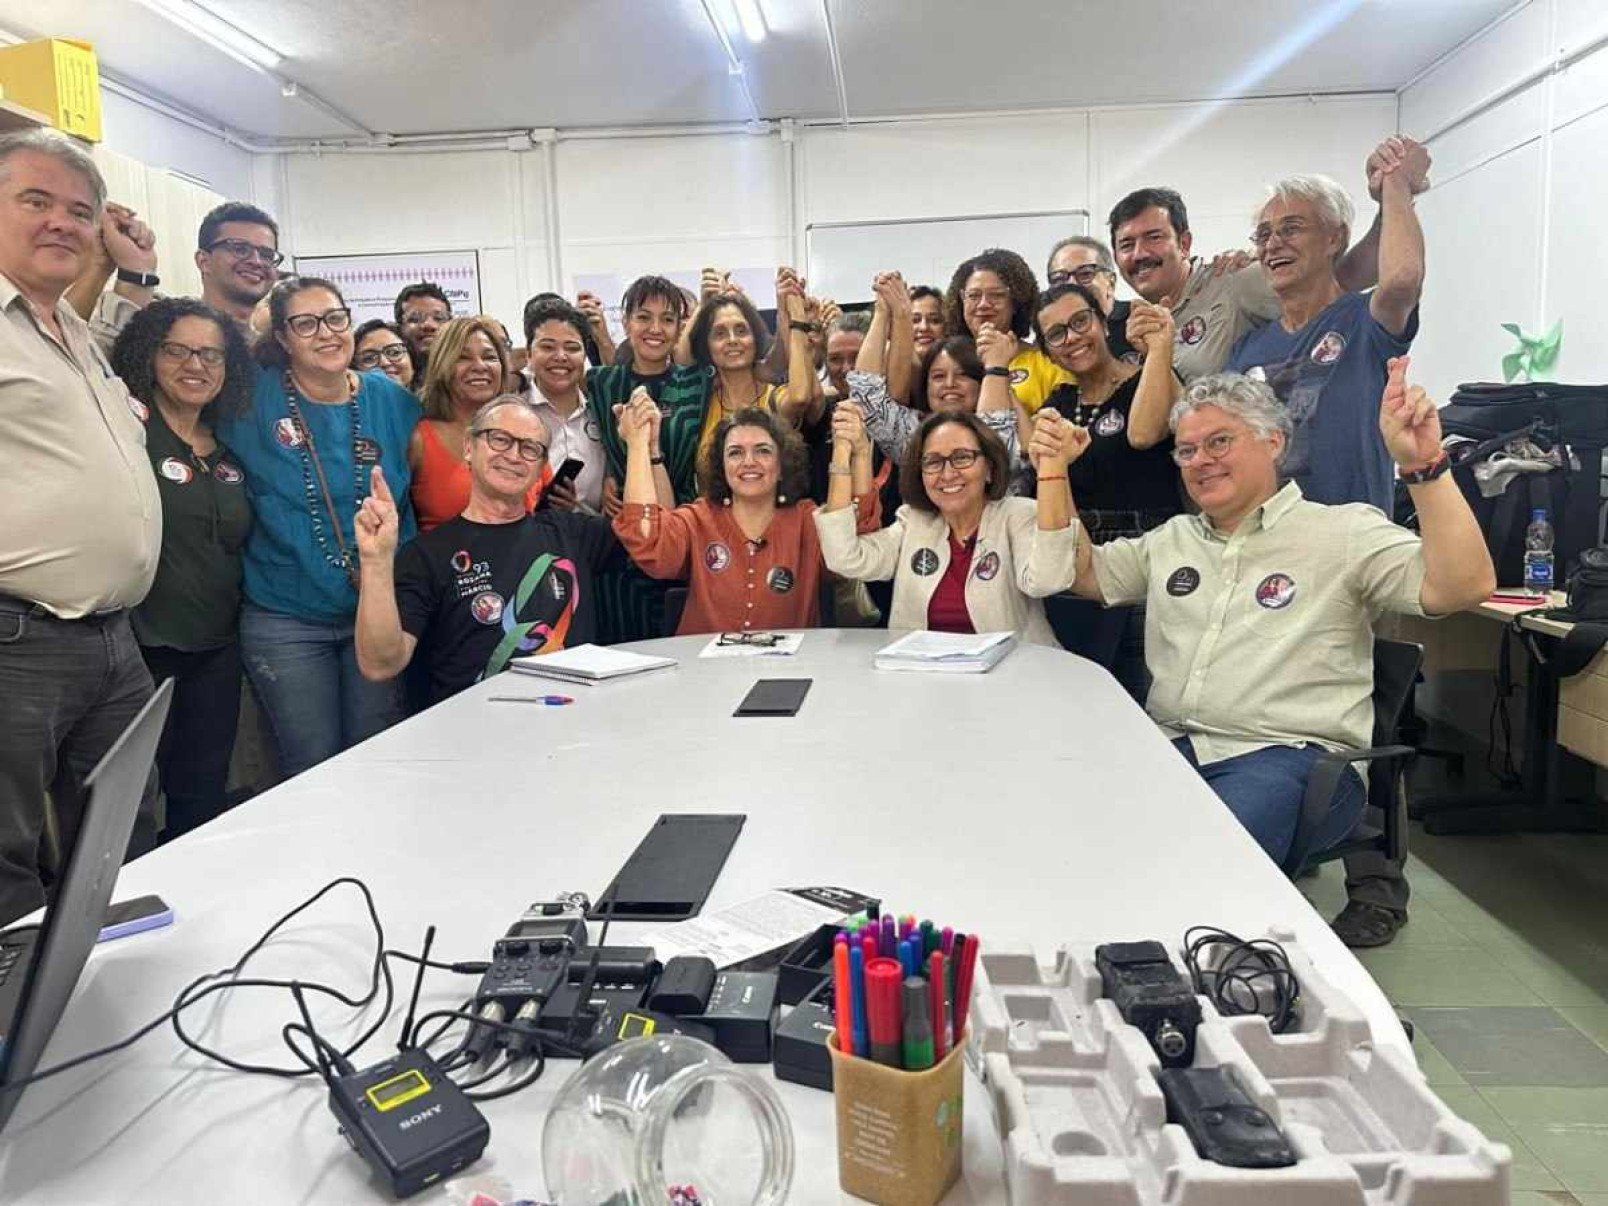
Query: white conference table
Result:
<box><xmin>0</xmin><ymin>630</ymin><xmax>1408</xmax><ymax>1204</ymax></box>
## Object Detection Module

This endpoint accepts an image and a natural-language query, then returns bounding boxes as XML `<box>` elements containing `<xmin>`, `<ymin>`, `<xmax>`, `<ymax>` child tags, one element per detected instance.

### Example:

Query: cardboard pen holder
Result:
<box><xmin>828</xmin><ymin>1031</ymin><xmax>965</xmax><ymax>1205</ymax></box>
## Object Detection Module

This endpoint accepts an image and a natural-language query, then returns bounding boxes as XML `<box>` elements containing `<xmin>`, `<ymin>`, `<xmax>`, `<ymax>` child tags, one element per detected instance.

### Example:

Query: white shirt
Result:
<box><xmin>528</xmin><ymin>385</ymin><xmax>606</xmax><ymax>512</ymax></box>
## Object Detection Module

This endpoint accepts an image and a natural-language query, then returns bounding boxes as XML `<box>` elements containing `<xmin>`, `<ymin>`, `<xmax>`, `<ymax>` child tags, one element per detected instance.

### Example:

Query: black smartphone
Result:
<box><xmin>538</xmin><ymin>458</ymin><xmax>587</xmax><ymax>509</ymax></box>
<box><xmin>98</xmin><ymin>894</ymin><xmax>174</xmax><ymax>942</ymax></box>
<box><xmin>734</xmin><ymin>678</ymin><xmax>812</xmax><ymax>717</ymax></box>
<box><xmin>589</xmin><ymin>814</ymin><xmax>747</xmax><ymax>921</ymax></box>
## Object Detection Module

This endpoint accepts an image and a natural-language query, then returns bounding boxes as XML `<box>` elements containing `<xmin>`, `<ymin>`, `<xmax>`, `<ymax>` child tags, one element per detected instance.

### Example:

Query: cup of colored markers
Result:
<box><xmin>827</xmin><ymin>910</ymin><xmax>979</xmax><ymax>1205</ymax></box>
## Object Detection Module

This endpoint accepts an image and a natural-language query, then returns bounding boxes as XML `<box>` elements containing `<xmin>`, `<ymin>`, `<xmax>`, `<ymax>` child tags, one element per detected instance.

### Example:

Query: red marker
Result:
<box><xmin>952</xmin><ymin>934</ymin><xmax>980</xmax><ymax>1049</ymax></box>
<box><xmin>864</xmin><ymin>957</ymin><xmax>903</xmax><ymax>1067</ymax></box>
<box><xmin>928</xmin><ymin>949</ymin><xmax>948</xmax><ymax>1062</ymax></box>
<box><xmin>833</xmin><ymin>940</ymin><xmax>853</xmax><ymax>1056</ymax></box>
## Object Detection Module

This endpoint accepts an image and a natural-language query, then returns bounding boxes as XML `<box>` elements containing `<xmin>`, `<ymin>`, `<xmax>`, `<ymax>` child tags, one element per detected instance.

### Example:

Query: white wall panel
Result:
<box><xmin>1544</xmin><ymin>105</ymin><xmax>1608</xmax><ymax>385</ymax></box>
<box><xmin>97</xmin><ymin>88</ymin><xmax>254</xmax><ymax>199</ymax></box>
<box><xmin>1410</xmin><ymin>142</ymin><xmax>1545</xmax><ymax>403</ymax></box>
<box><xmin>1555</xmin><ymin>38</ymin><xmax>1608</xmax><ymax>128</ymax></box>
<box><xmin>1419</xmin><ymin>81</ymin><xmax>1545</xmax><ymax>186</ymax></box>
<box><xmin>1400</xmin><ymin>0</ymin><xmax>1550</xmax><ymax>138</ymax></box>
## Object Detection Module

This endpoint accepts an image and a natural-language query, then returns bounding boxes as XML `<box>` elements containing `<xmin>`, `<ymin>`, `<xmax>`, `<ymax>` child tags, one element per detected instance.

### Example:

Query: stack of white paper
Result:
<box><xmin>873</xmin><ymin>630</ymin><xmax>1016</xmax><ymax>674</ymax></box>
<box><xmin>507</xmin><ymin>643</ymin><xmax>677</xmax><ymax>684</ymax></box>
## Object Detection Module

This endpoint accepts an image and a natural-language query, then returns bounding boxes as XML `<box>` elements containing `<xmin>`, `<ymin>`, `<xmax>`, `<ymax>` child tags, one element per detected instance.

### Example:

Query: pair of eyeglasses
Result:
<box><xmin>1042</xmin><ymin>309</ymin><xmax>1099</xmax><ymax>348</ymax></box>
<box><xmin>1250</xmin><ymin>219</ymin><xmax>1314</xmax><ymax>248</ymax></box>
<box><xmin>402</xmin><ymin>309</ymin><xmax>450</xmax><ymax>326</ymax></box>
<box><xmin>205</xmin><ymin>237</ymin><xmax>284</xmax><ymax>266</ymax></box>
<box><xmin>1047</xmin><ymin>264</ymin><xmax>1108</xmax><ymax>287</ymax></box>
<box><xmin>717</xmin><ymin>631</ymin><xmax>785</xmax><ymax>647</ymax></box>
<box><xmin>920</xmin><ymin>448</ymin><xmax>981</xmax><ymax>475</ymax></box>
<box><xmin>475</xmin><ymin>427</ymin><xmax>547</xmax><ymax>462</ymax></box>
<box><xmin>962</xmin><ymin>289</ymin><xmax>1010</xmax><ymax>306</ymax></box>
<box><xmin>1172</xmin><ymin>431</ymin><xmax>1243</xmax><ymax>465</ymax></box>
<box><xmin>285</xmin><ymin>308</ymin><xmax>353</xmax><ymax>338</ymax></box>
<box><xmin>157</xmin><ymin>341</ymin><xmax>225</xmax><ymax>367</ymax></box>
<box><xmin>354</xmin><ymin>343</ymin><xmax>409</xmax><ymax>369</ymax></box>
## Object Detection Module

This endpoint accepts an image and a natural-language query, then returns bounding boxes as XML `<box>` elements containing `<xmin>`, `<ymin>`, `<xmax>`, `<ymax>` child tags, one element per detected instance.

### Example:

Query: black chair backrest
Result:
<box><xmin>1370</xmin><ymin>639</ymin><xmax>1424</xmax><ymax>748</ymax></box>
<box><xmin>662</xmin><ymin>586</ymin><xmax>689</xmax><ymax>637</ymax></box>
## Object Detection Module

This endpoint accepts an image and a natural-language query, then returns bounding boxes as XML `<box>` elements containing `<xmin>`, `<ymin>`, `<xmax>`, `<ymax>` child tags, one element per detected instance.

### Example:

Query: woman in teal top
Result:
<box><xmin>217</xmin><ymin>277</ymin><xmax>421</xmax><ymax>777</ymax></box>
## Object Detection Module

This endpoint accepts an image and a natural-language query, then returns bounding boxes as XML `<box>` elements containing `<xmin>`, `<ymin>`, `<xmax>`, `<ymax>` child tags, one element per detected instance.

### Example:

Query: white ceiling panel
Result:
<box><xmin>0</xmin><ymin>0</ymin><xmax>1520</xmax><ymax>141</ymax></box>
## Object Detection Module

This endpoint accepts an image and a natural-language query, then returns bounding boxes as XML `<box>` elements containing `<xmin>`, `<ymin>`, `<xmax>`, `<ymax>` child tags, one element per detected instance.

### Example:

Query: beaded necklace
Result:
<box><xmin>282</xmin><ymin>369</ymin><xmax>365</xmax><ymax>586</ymax></box>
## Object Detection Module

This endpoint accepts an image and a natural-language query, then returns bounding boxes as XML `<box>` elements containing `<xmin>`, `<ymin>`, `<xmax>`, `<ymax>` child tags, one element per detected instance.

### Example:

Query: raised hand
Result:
<box><xmin>1379</xmin><ymin>355</ymin><xmax>1443</xmax><ymax>471</ymax></box>
<box><xmin>1028</xmin><ymin>408</ymin><xmax>1089</xmax><ymax>474</ymax></box>
<box><xmin>614</xmin><ymin>386</ymin><xmax>659</xmax><ymax>448</ymax></box>
<box><xmin>354</xmin><ymin>465</ymin><xmax>400</xmax><ymax>563</ymax></box>
<box><xmin>975</xmin><ymin>321</ymin><xmax>1018</xmax><ymax>370</ymax></box>
<box><xmin>576</xmin><ymin>290</ymin><xmax>609</xmax><ymax>335</ymax></box>
<box><xmin>699</xmin><ymin>267</ymin><xmax>727</xmax><ymax>300</ymax></box>
<box><xmin>101</xmin><ymin>202</ymin><xmax>157</xmax><ymax>273</ymax></box>
<box><xmin>1368</xmin><ymin>135</ymin><xmax>1431</xmax><ymax>200</ymax></box>
<box><xmin>830</xmin><ymin>399</ymin><xmax>870</xmax><ymax>455</ymax></box>
<box><xmin>1126</xmin><ymin>296</ymin><xmax>1175</xmax><ymax>357</ymax></box>
<box><xmin>818</xmin><ymin>297</ymin><xmax>841</xmax><ymax>333</ymax></box>
<box><xmin>1207</xmin><ymin>251</ymin><xmax>1251</xmax><ymax>278</ymax></box>
<box><xmin>776</xmin><ymin>267</ymin><xmax>807</xmax><ymax>321</ymax></box>
<box><xmin>872</xmin><ymin>271</ymin><xmax>910</xmax><ymax>317</ymax></box>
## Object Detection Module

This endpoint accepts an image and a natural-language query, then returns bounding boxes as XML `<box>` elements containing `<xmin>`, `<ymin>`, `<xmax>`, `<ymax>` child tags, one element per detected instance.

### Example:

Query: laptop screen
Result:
<box><xmin>0</xmin><ymin>679</ymin><xmax>172</xmax><ymax>1131</ymax></box>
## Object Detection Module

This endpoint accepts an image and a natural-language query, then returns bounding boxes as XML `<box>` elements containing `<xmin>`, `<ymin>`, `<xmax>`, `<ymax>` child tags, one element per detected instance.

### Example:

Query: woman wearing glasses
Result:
<box><xmin>943</xmin><ymin>248</ymin><xmax>1073</xmax><ymax>415</ymax></box>
<box><xmin>217</xmin><ymin>277</ymin><xmax>421</xmax><ymax>777</ymax></box>
<box><xmin>352</xmin><ymin>319</ymin><xmax>415</xmax><ymax>391</ymax></box>
<box><xmin>816</xmin><ymin>408</ymin><xmax>1081</xmax><ymax>644</ymax></box>
<box><xmin>109</xmin><ymin>299</ymin><xmax>255</xmax><ymax>838</ymax></box>
<box><xmin>409</xmin><ymin>315</ymin><xmax>550</xmax><ymax>532</ymax></box>
<box><xmin>1032</xmin><ymin>282</ymin><xmax>1182</xmax><ymax>697</ymax></box>
<box><xmin>614</xmin><ymin>392</ymin><xmax>877</xmax><ymax>635</ymax></box>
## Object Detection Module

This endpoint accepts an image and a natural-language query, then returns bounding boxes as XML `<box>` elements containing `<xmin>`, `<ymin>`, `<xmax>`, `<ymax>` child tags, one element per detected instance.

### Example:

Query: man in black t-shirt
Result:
<box><xmin>354</xmin><ymin>396</ymin><xmax>622</xmax><ymax>704</ymax></box>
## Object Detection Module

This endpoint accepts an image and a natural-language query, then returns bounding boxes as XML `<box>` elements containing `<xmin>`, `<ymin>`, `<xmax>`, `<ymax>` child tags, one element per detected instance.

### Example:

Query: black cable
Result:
<box><xmin>383</xmin><ymin>950</ymin><xmax>490</xmax><ymax>976</ymax></box>
<box><xmin>1182</xmin><ymin>927</ymin><xmax>1301</xmax><ymax>1035</ymax></box>
<box><xmin>2</xmin><ymin>877</ymin><xmax>391</xmax><ymax>1094</ymax></box>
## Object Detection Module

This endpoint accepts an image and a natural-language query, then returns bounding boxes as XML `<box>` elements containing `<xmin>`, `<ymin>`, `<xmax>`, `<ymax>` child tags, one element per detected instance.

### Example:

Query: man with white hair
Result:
<box><xmin>0</xmin><ymin>130</ymin><xmax>163</xmax><ymax>925</ymax></box>
<box><xmin>1064</xmin><ymin>365</ymin><xmax>1494</xmax><ymax>942</ymax></box>
<box><xmin>1227</xmin><ymin>139</ymin><xmax>1426</xmax><ymax>515</ymax></box>
<box><xmin>1045</xmin><ymin>235</ymin><xmax>1138</xmax><ymax>363</ymax></box>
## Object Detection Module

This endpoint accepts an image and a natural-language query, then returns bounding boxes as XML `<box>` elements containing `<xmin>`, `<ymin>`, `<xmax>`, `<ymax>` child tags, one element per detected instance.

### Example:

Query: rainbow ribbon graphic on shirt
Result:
<box><xmin>484</xmin><ymin>553</ymin><xmax>578</xmax><ymax>677</ymax></box>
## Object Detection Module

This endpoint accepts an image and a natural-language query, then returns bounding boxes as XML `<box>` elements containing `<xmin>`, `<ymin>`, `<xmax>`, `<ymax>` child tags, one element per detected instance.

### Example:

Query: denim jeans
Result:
<box><xmin>0</xmin><ymin>602</ymin><xmax>158</xmax><ymax>926</ymax></box>
<box><xmin>1173</xmin><ymin>737</ymin><xmax>1366</xmax><ymax>866</ymax></box>
<box><xmin>141</xmin><ymin>642</ymin><xmax>244</xmax><ymax>840</ymax></box>
<box><xmin>240</xmin><ymin>604</ymin><xmax>405</xmax><ymax>778</ymax></box>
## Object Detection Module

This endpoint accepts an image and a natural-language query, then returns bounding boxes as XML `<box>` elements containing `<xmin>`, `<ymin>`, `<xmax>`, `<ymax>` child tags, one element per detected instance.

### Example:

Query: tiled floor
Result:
<box><xmin>1299</xmin><ymin>813</ymin><xmax>1608</xmax><ymax>1201</ymax></box>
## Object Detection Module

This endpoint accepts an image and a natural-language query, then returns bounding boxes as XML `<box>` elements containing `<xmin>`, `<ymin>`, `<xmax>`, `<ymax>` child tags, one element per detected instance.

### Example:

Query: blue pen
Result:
<box><xmin>488</xmin><ymin>694</ymin><xmax>574</xmax><ymax>706</ymax></box>
<box><xmin>849</xmin><ymin>945</ymin><xmax>869</xmax><ymax>1057</ymax></box>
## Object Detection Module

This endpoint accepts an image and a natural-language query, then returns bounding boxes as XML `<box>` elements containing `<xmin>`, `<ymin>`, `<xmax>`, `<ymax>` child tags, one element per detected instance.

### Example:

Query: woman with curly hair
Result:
<box><xmin>110</xmin><ymin>298</ymin><xmax>255</xmax><ymax>836</ymax></box>
<box><xmin>613</xmin><ymin>392</ymin><xmax>878</xmax><ymax>635</ymax></box>
<box><xmin>944</xmin><ymin>247</ymin><xmax>1075</xmax><ymax>414</ymax></box>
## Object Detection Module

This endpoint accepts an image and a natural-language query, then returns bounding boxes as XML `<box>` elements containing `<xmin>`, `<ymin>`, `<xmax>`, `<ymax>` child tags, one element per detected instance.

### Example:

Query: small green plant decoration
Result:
<box><xmin>1501</xmin><ymin>320</ymin><xmax>1562</xmax><ymax>383</ymax></box>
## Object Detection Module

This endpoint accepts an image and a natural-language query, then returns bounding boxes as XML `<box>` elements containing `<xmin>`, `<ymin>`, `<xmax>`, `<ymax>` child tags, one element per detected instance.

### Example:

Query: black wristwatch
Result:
<box><xmin>983</xmin><ymin>366</ymin><xmax>1012</xmax><ymax>378</ymax></box>
<box><xmin>788</xmin><ymin>321</ymin><xmax>818</xmax><ymax>334</ymax></box>
<box><xmin>116</xmin><ymin>267</ymin><xmax>160</xmax><ymax>288</ymax></box>
<box><xmin>1397</xmin><ymin>451</ymin><xmax>1451</xmax><ymax>484</ymax></box>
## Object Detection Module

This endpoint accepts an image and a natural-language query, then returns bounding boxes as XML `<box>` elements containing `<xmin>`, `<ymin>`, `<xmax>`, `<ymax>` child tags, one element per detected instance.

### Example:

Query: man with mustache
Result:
<box><xmin>1108</xmin><ymin>137</ymin><xmax>1430</xmax><ymax>385</ymax></box>
<box><xmin>0</xmin><ymin>130</ymin><xmax>163</xmax><ymax>924</ymax></box>
<box><xmin>68</xmin><ymin>200</ymin><xmax>283</xmax><ymax>349</ymax></box>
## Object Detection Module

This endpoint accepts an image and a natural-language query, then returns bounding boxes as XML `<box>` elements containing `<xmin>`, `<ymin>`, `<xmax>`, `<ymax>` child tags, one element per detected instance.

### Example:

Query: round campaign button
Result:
<box><xmin>1255</xmin><ymin>573</ymin><xmax>1297</xmax><ymax>610</ymax></box>
<box><xmin>158</xmin><ymin>457</ymin><xmax>193</xmax><ymax>485</ymax></box>
<box><xmin>1166</xmin><ymin>566</ymin><xmax>1200</xmax><ymax>597</ymax></box>
<box><xmin>911</xmin><ymin>548</ymin><xmax>941</xmax><ymax>576</ymax></box>
<box><xmin>973</xmin><ymin>551</ymin><xmax>1000</xmax><ymax>581</ymax></box>
<box><xmin>470</xmin><ymin>591</ymin><xmax>505</xmax><ymax>625</ymax></box>
<box><xmin>766</xmin><ymin>566</ymin><xmax>795</xmax><ymax>594</ymax></box>
<box><xmin>704</xmin><ymin>542</ymin><xmax>731</xmax><ymax>572</ymax></box>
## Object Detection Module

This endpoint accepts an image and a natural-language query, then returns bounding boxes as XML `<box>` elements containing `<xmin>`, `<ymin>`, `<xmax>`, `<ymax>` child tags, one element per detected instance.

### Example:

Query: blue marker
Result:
<box><xmin>899</xmin><ymin>936</ymin><xmax>919</xmax><ymax>980</ymax></box>
<box><xmin>849</xmin><ymin>944</ymin><xmax>869</xmax><ymax>1058</ymax></box>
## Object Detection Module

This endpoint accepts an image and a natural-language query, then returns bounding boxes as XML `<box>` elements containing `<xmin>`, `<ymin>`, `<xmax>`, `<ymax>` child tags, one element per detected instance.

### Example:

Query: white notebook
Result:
<box><xmin>507</xmin><ymin>643</ymin><xmax>677</xmax><ymax>684</ymax></box>
<box><xmin>873</xmin><ymin>630</ymin><xmax>1016</xmax><ymax>673</ymax></box>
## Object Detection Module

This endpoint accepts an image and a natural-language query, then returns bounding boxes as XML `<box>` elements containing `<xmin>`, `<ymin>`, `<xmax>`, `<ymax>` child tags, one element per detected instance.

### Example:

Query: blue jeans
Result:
<box><xmin>1173</xmin><ymin>737</ymin><xmax>1366</xmax><ymax>866</ymax></box>
<box><xmin>141</xmin><ymin>641</ymin><xmax>243</xmax><ymax>839</ymax></box>
<box><xmin>240</xmin><ymin>604</ymin><xmax>405</xmax><ymax>778</ymax></box>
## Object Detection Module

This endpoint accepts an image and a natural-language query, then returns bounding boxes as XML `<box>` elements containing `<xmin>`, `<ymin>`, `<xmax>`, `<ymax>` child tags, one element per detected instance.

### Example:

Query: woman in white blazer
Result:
<box><xmin>815</xmin><ymin>407</ymin><xmax>1081</xmax><ymax>645</ymax></box>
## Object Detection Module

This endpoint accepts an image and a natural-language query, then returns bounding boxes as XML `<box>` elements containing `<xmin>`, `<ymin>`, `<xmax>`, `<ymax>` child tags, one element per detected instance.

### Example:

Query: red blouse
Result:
<box><xmin>926</xmin><ymin>533</ymin><xmax>977</xmax><ymax>634</ymax></box>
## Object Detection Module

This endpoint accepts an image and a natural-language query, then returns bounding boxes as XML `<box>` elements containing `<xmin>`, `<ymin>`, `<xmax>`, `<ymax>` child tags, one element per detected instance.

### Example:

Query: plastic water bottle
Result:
<box><xmin>1524</xmin><ymin>508</ymin><xmax>1555</xmax><ymax>593</ymax></box>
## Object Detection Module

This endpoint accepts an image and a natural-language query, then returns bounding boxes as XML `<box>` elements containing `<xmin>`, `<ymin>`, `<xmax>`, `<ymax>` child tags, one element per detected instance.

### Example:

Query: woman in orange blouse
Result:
<box><xmin>409</xmin><ymin>315</ymin><xmax>549</xmax><ymax>531</ymax></box>
<box><xmin>613</xmin><ymin>394</ymin><xmax>878</xmax><ymax>635</ymax></box>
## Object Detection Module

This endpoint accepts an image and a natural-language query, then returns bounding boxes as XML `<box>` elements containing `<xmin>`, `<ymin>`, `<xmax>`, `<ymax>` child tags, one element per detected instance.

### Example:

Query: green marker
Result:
<box><xmin>902</xmin><ymin>977</ymin><xmax>934</xmax><ymax>1070</ymax></box>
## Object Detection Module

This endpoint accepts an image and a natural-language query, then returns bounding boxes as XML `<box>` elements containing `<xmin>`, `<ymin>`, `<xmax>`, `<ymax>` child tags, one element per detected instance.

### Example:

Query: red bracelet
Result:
<box><xmin>1036</xmin><ymin>474</ymin><xmax>1068</xmax><ymax>482</ymax></box>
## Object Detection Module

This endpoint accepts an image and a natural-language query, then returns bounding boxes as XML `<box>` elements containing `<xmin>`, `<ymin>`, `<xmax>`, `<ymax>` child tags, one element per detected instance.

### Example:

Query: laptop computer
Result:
<box><xmin>0</xmin><ymin>678</ymin><xmax>172</xmax><ymax>1131</ymax></box>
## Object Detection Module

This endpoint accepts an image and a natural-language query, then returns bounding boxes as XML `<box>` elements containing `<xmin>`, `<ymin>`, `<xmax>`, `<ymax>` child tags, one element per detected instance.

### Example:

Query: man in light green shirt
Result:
<box><xmin>1065</xmin><ymin>361</ymin><xmax>1495</xmax><ymax>944</ymax></box>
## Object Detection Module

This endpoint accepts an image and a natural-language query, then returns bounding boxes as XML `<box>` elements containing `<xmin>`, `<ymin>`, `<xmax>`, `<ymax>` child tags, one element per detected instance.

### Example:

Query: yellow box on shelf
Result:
<box><xmin>0</xmin><ymin>38</ymin><xmax>102</xmax><ymax>142</ymax></box>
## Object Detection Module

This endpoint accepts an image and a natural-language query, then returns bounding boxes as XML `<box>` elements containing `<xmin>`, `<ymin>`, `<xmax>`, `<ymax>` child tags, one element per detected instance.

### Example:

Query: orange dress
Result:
<box><xmin>410</xmin><ymin>421</ymin><xmax>550</xmax><ymax>533</ymax></box>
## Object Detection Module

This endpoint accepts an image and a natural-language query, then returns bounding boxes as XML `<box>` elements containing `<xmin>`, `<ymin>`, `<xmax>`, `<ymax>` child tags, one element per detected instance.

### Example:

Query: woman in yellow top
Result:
<box><xmin>679</xmin><ymin>271</ymin><xmax>816</xmax><ymax>481</ymax></box>
<box><xmin>944</xmin><ymin>247</ymin><xmax>1073</xmax><ymax>415</ymax></box>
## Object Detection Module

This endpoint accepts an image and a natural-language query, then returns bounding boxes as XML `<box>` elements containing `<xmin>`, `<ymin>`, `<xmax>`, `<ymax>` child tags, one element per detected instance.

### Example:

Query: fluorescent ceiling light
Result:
<box><xmin>731</xmin><ymin>0</ymin><xmax>767</xmax><ymax>44</ymax></box>
<box><xmin>130</xmin><ymin>0</ymin><xmax>284</xmax><ymax>74</ymax></box>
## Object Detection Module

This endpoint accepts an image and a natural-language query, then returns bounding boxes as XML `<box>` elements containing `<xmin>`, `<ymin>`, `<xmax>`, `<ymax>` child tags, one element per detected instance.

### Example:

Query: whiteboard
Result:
<box><xmin>806</xmin><ymin>210</ymin><xmax>1088</xmax><ymax>303</ymax></box>
<box><xmin>292</xmin><ymin>250</ymin><xmax>483</xmax><ymax>325</ymax></box>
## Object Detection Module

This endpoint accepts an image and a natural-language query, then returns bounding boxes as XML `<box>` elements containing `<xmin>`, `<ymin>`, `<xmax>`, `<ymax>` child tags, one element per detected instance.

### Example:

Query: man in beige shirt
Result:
<box><xmin>1065</xmin><ymin>361</ymin><xmax>1494</xmax><ymax>944</ymax></box>
<box><xmin>0</xmin><ymin>129</ymin><xmax>163</xmax><ymax>925</ymax></box>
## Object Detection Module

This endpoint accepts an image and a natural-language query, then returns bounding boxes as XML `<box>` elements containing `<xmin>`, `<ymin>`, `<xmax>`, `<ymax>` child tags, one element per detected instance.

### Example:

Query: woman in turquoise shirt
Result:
<box><xmin>218</xmin><ymin>277</ymin><xmax>421</xmax><ymax>777</ymax></box>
